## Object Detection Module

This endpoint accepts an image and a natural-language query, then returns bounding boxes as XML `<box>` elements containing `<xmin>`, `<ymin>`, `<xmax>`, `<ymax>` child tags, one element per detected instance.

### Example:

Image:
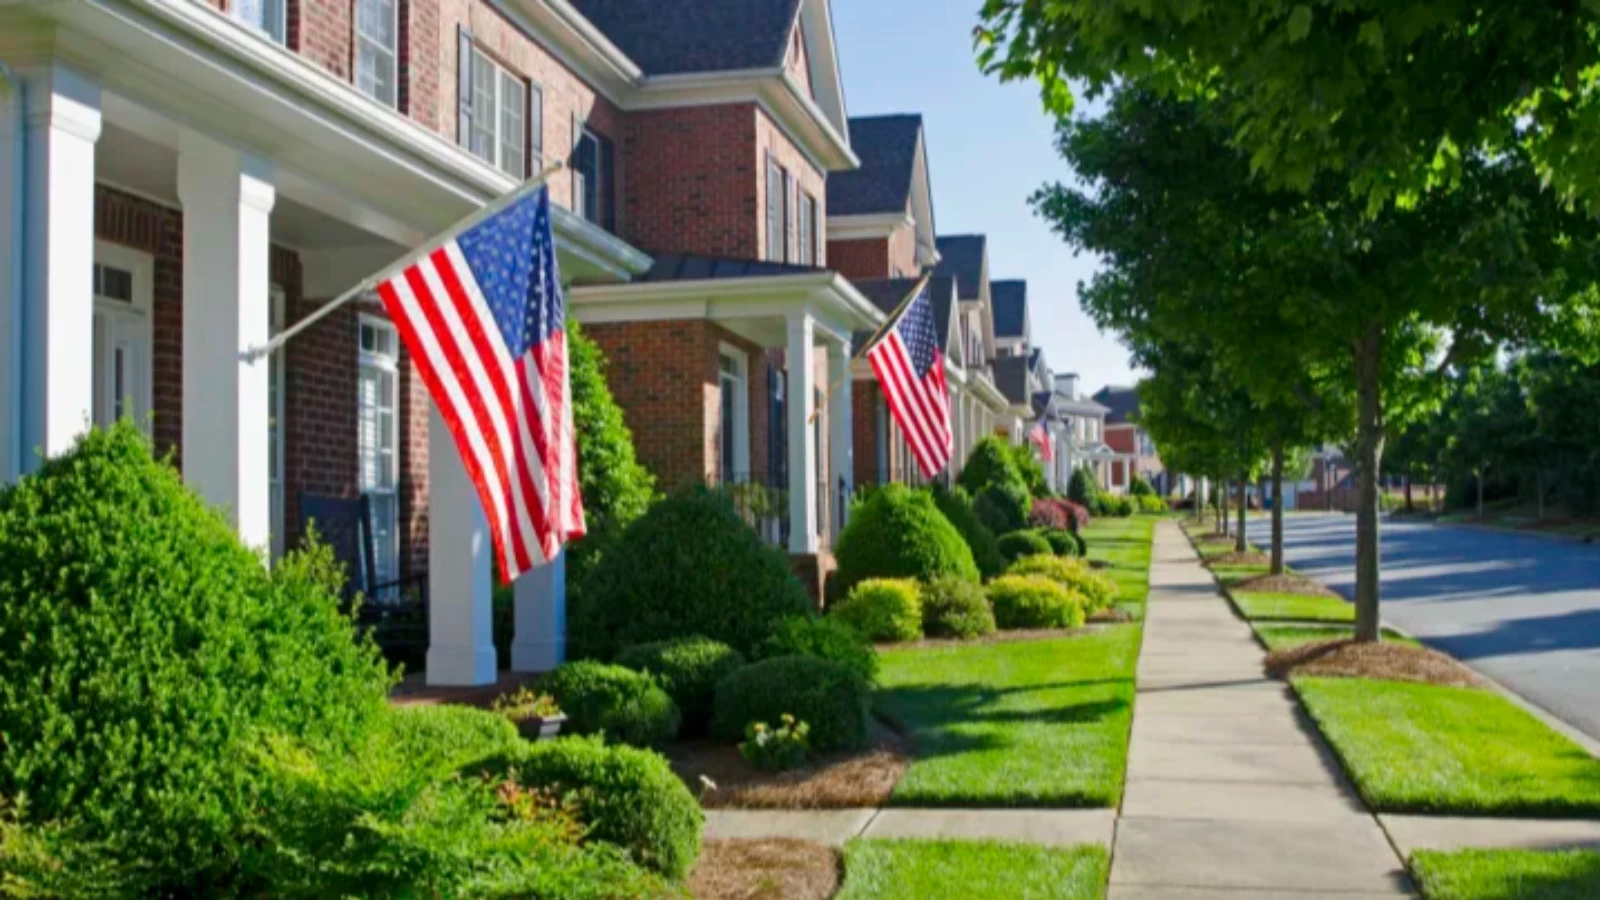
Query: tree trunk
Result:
<box><xmin>1235</xmin><ymin>471</ymin><xmax>1248</xmax><ymax>553</ymax></box>
<box><xmin>1353</xmin><ymin>324</ymin><xmax>1386</xmax><ymax>644</ymax></box>
<box><xmin>1476</xmin><ymin>469</ymin><xmax>1485</xmax><ymax>519</ymax></box>
<box><xmin>1220</xmin><ymin>477</ymin><xmax>1230</xmax><ymax>536</ymax></box>
<box><xmin>1404</xmin><ymin>477</ymin><xmax>1413</xmax><ymax>513</ymax></box>
<box><xmin>1271</xmin><ymin>442</ymin><xmax>1286</xmax><ymax>575</ymax></box>
<box><xmin>1536</xmin><ymin>469</ymin><xmax>1545</xmax><ymax>521</ymax></box>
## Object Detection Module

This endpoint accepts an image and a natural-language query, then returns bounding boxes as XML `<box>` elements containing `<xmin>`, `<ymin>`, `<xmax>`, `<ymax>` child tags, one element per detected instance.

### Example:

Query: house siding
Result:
<box><xmin>621</xmin><ymin>104</ymin><xmax>761</xmax><ymax>258</ymax></box>
<box><xmin>757</xmin><ymin>107</ymin><xmax>826</xmax><ymax>265</ymax></box>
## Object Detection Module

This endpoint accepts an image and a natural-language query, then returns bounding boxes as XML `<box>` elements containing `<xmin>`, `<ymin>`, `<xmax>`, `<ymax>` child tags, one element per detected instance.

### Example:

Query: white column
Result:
<box><xmin>511</xmin><ymin>550</ymin><xmax>564</xmax><ymax>672</ymax></box>
<box><xmin>827</xmin><ymin>339</ymin><xmax>852</xmax><ymax>539</ymax></box>
<box><xmin>426</xmin><ymin>403</ymin><xmax>497</xmax><ymax>686</ymax></box>
<box><xmin>786</xmin><ymin>311</ymin><xmax>817</xmax><ymax>553</ymax></box>
<box><xmin>178</xmin><ymin>132</ymin><xmax>274</xmax><ymax>547</ymax></box>
<box><xmin>8</xmin><ymin>64</ymin><xmax>100</xmax><ymax>475</ymax></box>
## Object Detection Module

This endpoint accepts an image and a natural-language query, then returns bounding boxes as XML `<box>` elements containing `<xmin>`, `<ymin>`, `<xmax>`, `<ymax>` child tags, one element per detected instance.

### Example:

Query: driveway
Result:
<box><xmin>1245</xmin><ymin>513</ymin><xmax>1600</xmax><ymax>742</ymax></box>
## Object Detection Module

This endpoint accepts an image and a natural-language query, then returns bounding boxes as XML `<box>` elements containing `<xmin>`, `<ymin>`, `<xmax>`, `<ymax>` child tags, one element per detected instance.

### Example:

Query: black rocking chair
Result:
<box><xmin>298</xmin><ymin>493</ymin><xmax>429</xmax><ymax>666</ymax></box>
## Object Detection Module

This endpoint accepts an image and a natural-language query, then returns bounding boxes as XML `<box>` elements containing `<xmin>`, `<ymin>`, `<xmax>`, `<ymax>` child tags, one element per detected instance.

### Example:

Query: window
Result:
<box><xmin>358</xmin><ymin>317</ymin><xmax>401</xmax><ymax>593</ymax></box>
<box><xmin>465</xmin><ymin>48</ymin><xmax>530</xmax><ymax>177</ymax></box>
<box><xmin>765</xmin><ymin>154</ymin><xmax>785</xmax><ymax>261</ymax></box>
<box><xmin>797</xmin><ymin>191</ymin><xmax>820</xmax><ymax>266</ymax></box>
<box><xmin>571</xmin><ymin>126</ymin><xmax>614</xmax><ymax>229</ymax></box>
<box><xmin>231</xmin><ymin>0</ymin><xmax>285</xmax><ymax>42</ymax></box>
<box><xmin>717</xmin><ymin>347</ymin><xmax>750</xmax><ymax>481</ymax></box>
<box><xmin>355</xmin><ymin>0</ymin><xmax>398</xmax><ymax>107</ymax></box>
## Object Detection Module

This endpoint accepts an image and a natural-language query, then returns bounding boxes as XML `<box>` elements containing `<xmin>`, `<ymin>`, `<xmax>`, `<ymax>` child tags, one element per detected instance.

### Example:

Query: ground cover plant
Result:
<box><xmin>836</xmin><ymin>838</ymin><xmax>1109</xmax><ymax>900</ymax></box>
<box><xmin>1409</xmin><ymin>848</ymin><xmax>1600</xmax><ymax>900</ymax></box>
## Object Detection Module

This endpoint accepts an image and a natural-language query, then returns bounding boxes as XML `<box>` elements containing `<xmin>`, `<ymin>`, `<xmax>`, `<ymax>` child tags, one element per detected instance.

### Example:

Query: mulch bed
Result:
<box><xmin>1089</xmin><ymin>608</ymin><xmax>1135</xmax><ymax>624</ymax></box>
<box><xmin>1231</xmin><ymin>573</ymin><xmax>1339</xmax><ymax>597</ymax></box>
<box><xmin>668</xmin><ymin>722</ymin><xmax>911</xmax><ymax>810</ymax></box>
<box><xmin>688</xmin><ymin>839</ymin><xmax>839</xmax><ymax>900</ymax></box>
<box><xmin>1206</xmin><ymin>551</ymin><xmax>1270</xmax><ymax>567</ymax></box>
<box><xmin>1266</xmin><ymin>639</ymin><xmax>1484</xmax><ymax>689</ymax></box>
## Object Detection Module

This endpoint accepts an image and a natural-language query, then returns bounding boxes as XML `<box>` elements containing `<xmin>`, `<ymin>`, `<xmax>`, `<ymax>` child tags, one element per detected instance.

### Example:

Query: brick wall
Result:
<box><xmin>851</xmin><ymin>380</ymin><xmax>879</xmax><ymax>487</ymax></box>
<box><xmin>290</xmin><ymin>0</ymin><xmax>352</xmax><ymax>81</ymax></box>
<box><xmin>400</xmin><ymin>0</ymin><xmax>442</xmax><ymax>131</ymax></box>
<box><xmin>757</xmin><ymin>107</ymin><xmax>826</xmax><ymax>266</ymax></box>
<box><xmin>621</xmin><ymin>104</ymin><xmax>760</xmax><ymax>258</ymax></box>
<box><xmin>828</xmin><ymin>238</ymin><xmax>889</xmax><ymax>281</ymax></box>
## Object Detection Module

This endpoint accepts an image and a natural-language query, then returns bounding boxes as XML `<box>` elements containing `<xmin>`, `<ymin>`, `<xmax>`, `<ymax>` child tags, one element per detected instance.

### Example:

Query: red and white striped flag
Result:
<box><xmin>376</xmin><ymin>185</ymin><xmax>583</xmax><ymax>584</ymax></box>
<box><xmin>867</xmin><ymin>282</ymin><xmax>952</xmax><ymax>478</ymax></box>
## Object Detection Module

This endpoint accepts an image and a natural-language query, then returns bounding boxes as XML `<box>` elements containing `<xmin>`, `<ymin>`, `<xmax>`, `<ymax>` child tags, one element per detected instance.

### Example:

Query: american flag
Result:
<box><xmin>376</xmin><ymin>185</ymin><xmax>583</xmax><ymax>584</ymax></box>
<box><xmin>1029</xmin><ymin>409</ymin><xmax>1054</xmax><ymax>463</ymax></box>
<box><xmin>867</xmin><ymin>282</ymin><xmax>952</xmax><ymax>478</ymax></box>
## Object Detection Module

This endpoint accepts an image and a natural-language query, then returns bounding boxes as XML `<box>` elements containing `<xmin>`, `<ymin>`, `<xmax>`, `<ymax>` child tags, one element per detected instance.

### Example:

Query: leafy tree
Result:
<box><xmin>568</xmin><ymin>320</ymin><xmax>658</xmax><ymax>582</ymax></box>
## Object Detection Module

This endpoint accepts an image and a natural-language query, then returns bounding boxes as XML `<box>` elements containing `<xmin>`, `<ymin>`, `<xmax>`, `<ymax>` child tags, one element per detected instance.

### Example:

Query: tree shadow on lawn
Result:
<box><xmin>873</xmin><ymin>681</ymin><xmax>1132</xmax><ymax>757</ymax></box>
<box><xmin>1411</xmin><ymin>849</ymin><xmax>1600</xmax><ymax>900</ymax></box>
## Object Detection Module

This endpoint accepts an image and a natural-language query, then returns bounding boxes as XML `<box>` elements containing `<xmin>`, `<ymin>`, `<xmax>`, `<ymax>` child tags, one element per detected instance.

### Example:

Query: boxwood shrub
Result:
<box><xmin>542</xmin><ymin>661</ymin><xmax>680</xmax><ymax>747</ymax></box>
<box><xmin>997</xmin><ymin>529</ymin><xmax>1053</xmax><ymax>563</ymax></box>
<box><xmin>834</xmin><ymin>484</ymin><xmax>978</xmax><ymax>595</ymax></box>
<box><xmin>830</xmin><ymin>578</ymin><xmax>923</xmax><ymax>642</ymax></box>
<box><xmin>931</xmin><ymin>484</ymin><xmax>1007</xmax><ymax>579</ymax></box>
<box><xmin>712</xmin><ymin>656</ymin><xmax>869</xmax><ymax>753</ymax></box>
<box><xmin>986</xmin><ymin>575</ymin><xmax>1086</xmax><ymax>629</ymax></box>
<box><xmin>1042</xmin><ymin>528</ymin><xmax>1080</xmax><ymax>557</ymax></box>
<box><xmin>1007</xmin><ymin>555</ymin><xmax>1119</xmax><ymax>615</ymax></box>
<box><xmin>919</xmin><ymin>576</ymin><xmax>996</xmax><ymax>639</ymax></box>
<box><xmin>957</xmin><ymin>436</ymin><xmax>1027</xmax><ymax>496</ymax></box>
<box><xmin>614</xmin><ymin>636</ymin><xmax>745</xmax><ymax>733</ymax></box>
<box><xmin>383</xmin><ymin>703</ymin><xmax>524</xmax><ymax>774</ymax></box>
<box><xmin>571</xmin><ymin>488</ymin><xmax>812</xmax><ymax>659</ymax></box>
<box><xmin>761</xmin><ymin>615</ymin><xmax>878</xmax><ymax>685</ymax></box>
<box><xmin>974</xmin><ymin>482</ymin><xmax>1031</xmax><ymax>535</ymax></box>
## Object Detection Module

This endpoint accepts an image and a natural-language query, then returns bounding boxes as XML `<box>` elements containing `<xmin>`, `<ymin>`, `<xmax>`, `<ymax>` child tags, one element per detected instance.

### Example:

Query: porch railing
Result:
<box><xmin>708</xmin><ymin>472</ymin><xmax>791</xmax><ymax>549</ymax></box>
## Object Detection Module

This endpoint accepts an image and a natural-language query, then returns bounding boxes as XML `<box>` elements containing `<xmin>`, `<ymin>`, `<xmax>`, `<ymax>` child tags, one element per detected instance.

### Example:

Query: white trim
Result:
<box><xmin>353</xmin><ymin>0</ymin><xmax>398</xmax><ymax>108</ymax></box>
<box><xmin>356</xmin><ymin>313</ymin><xmax>401</xmax><ymax>588</ymax></box>
<box><xmin>570</xmin><ymin>270</ymin><xmax>884</xmax><ymax>333</ymax></box>
<box><xmin>268</xmin><ymin>283</ymin><xmax>286</xmax><ymax>559</ymax></box>
<box><xmin>825</xmin><ymin>211</ymin><xmax>913</xmax><ymax>240</ymax></box>
<box><xmin>716</xmin><ymin>341</ymin><xmax>751</xmax><ymax>479</ymax></box>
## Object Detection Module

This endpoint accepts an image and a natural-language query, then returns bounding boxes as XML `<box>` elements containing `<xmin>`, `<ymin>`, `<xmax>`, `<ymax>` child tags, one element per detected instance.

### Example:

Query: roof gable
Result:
<box><xmin>1092</xmin><ymin>385</ymin><xmax>1141</xmax><ymax>424</ymax></box>
<box><xmin>569</xmin><ymin>0</ymin><xmax>802</xmax><ymax>76</ymax></box>
<box><xmin>933</xmin><ymin>235</ymin><xmax>987</xmax><ymax>301</ymax></box>
<box><xmin>992</xmin><ymin>355</ymin><xmax>1030</xmax><ymax>406</ymax></box>
<box><xmin>991</xmin><ymin>280</ymin><xmax>1028</xmax><ymax>340</ymax></box>
<box><xmin>828</xmin><ymin>115</ymin><xmax>921</xmax><ymax>216</ymax></box>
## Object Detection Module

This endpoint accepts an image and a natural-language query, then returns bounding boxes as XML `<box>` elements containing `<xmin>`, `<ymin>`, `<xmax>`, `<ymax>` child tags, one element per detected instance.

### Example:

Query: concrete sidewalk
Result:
<box><xmin>1108</xmin><ymin>522</ymin><xmax>1416</xmax><ymax>899</ymax></box>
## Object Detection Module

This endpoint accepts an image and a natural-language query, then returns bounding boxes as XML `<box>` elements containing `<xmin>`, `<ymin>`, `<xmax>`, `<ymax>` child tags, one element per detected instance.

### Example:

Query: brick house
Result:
<box><xmin>0</xmin><ymin>0</ymin><xmax>880</xmax><ymax>686</ymax></box>
<box><xmin>1094</xmin><ymin>384</ymin><xmax>1165</xmax><ymax>494</ymax></box>
<box><xmin>929</xmin><ymin>234</ymin><xmax>1015</xmax><ymax>460</ymax></box>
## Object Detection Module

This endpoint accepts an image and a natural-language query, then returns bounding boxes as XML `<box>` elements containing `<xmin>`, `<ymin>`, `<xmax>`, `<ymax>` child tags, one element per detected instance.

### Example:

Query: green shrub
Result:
<box><xmin>541</xmin><ymin>661</ymin><xmax>681</xmax><ymax>747</ymax></box>
<box><xmin>974</xmin><ymin>481</ymin><xmax>1031</xmax><ymax>535</ymax></box>
<box><xmin>0</xmin><ymin>424</ymin><xmax>394</xmax><ymax>891</ymax></box>
<box><xmin>1042</xmin><ymin>528</ymin><xmax>1080</xmax><ymax>557</ymax></box>
<box><xmin>987</xmin><ymin>575</ymin><xmax>1086</xmax><ymax>629</ymax></box>
<box><xmin>1129</xmin><ymin>475</ymin><xmax>1154</xmax><ymax>497</ymax></box>
<box><xmin>488</xmin><ymin>735</ymin><xmax>703</xmax><ymax>880</ymax></box>
<box><xmin>761</xmin><ymin>615</ymin><xmax>878</xmax><ymax>685</ymax></box>
<box><xmin>1139</xmin><ymin>495</ymin><xmax>1168</xmax><ymax>514</ymax></box>
<box><xmin>713</xmin><ymin>656</ymin><xmax>869</xmax><ymax>753</ymax></box>
<box><xmin>919</xmin><ymin>576</ymin><xmax>996</xmax><ymax>639</ymax></box>
<box><xmin>383</xmin><ymin>704</ymin><xmax>524</xmax><ymax>774</ymax></box>
<box><xmin>834</xmin><ymin>484</ymin><xmax>979</xmax><ymax>595</ymax></box>
<box><xmin>571</xmin><ymin>488</ymin><xmax>812</xmax><ymax>659</ymax></box>
<box><xmin>1067</xmin><ymin>466</ymin><xmax>1101</xmax><ymax>508</ymax></box>
<box><xmin>1005</xmin><ymin>556</ymin><xmax>1118</xmax><ymax>615</ymax></box>
<box><xmin>931</xmin><ymin>484</ymin><xmax>1007</xmax><ymax>578</ymax></box>
<box><xmin>1008</xmin><ymin>442</ymin><xmax>1051</xmax><ymax>498</ymax></box>
<box><xmin>831</xmin><ymin>578</ymin><xmax>923</xmax><ymax>642</ymax></box>
<box><xmin>957</xmin><ymin>436</ymin><xmax>1028</xmax><ymax>496</ymax></box>
<box><xmin>738</xmin><ymin>714</ymin><xmax>810</xmax><ymax>771</ymax></box>
<box><xmin>997</xmin><ymin>529</ymin><xmax>1053</xmax><ymax>563</ymax></box>
<box><xmin>614</xmin><ymin>636</ymin><xmax>745</xmax><ymax>733</ymax></box>
<box><xmin>1111</xmin><ymin>495</ymin><xmax>1137</xmax><ymax>517</ymax></box>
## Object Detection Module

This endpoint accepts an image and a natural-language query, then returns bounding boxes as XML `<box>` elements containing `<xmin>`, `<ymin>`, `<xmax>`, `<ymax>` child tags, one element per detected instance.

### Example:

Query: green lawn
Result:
<box><xmin>837</xmin><ymin>839</ymin><xmax>1108</xmax><ymax>900</ymax></box>
<box><xmin>875</xmin><ymin>626</ymin><xmax>1139</xmax><ymax>807</ymax></box>
<box><xmin>1230</xmin><ymin>591</ymin><xmax>1355</xmax><ymax>622</ymax></box>
<box><xmin>1209</xmin><ymin>564</ymin><xmax>1272</xmax><ymax>588</ymax></box>
<box><xmin>1293</xmin><ymin>677</ymin><xmax>1600</xmax><ymax>816</ymax></box>
<box><xmin>1080</xmin><ymin>516</ymin><xmax>1155</xmax><ymax>617</ymax></box>
<box><xmin>1410</xmin><ymin>849</ymin><xmax>1600</xmax><ymax>900</ymax></box>
<box><xmin>1252</xmin><ymin>624</ymin><xmax>1415</xmax><ymax>651</ymax></box>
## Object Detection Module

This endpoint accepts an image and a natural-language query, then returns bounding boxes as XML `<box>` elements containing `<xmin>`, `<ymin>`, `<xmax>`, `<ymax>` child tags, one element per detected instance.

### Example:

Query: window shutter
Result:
<box><xmin>765</xmin><ymin>153</ymin><xmax>780</xmax><ymax>261</ymax></box>
<box><xmin>599</xmin><ymin>135</ymin><xmax>616</xmax><ymax>232</ymax></box>
<box><xmin>571</xmin><ymin>112</ymin><xmax>584</xmax><ymax>209</ymax></box>
<box><xmin>782</xmin><ymin>171</ymin><xmax>795</xmax><ymax>263</ymax></box>
<box><xmin>527</xmin><ymin>84</ymin><xmax>543</xmax><ymax>174</ymax></box>
<box><xmin>457</xmin><ymin>27</ymin><xmax>474</xmax><ymax>147</ymax></box>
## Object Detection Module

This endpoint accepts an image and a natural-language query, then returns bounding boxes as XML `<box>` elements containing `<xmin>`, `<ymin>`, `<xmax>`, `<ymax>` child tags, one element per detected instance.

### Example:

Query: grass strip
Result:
<box><xmin>1410</xmin><ymin>848</ymin><xmax>1600</xmax><ymax>900</ymax></box>
<box><xmin>1252</xmin><ymin>624</ymin><xmax>1415</xmax><ymax>651</ymax></box>
<box><xmin>837</xmin><ymin>839</ymin><xmax>1108</xmax><ymax>900</ymax></box>
<box><xmin>1231</xmin><ymin>591</ymin><xmax>1354</xmax><ymax>622</ymax></box>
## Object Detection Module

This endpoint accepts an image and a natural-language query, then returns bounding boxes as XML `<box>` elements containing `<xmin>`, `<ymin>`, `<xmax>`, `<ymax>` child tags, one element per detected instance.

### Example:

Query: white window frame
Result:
<box><xmin>90</xmin><ymin>240</ymin><xmax>154</xmax><ymax>432</ymax></box>
<box><xmin>717</xmin><ymin>343</ymin><xmax>751</xmax><ymax>480</ymax></box>
<box><xmin>230</xmin><ymin>0</ymin><xmax>286</xmax><ymax>43</ymax></box>
<box><xmin>468</xmin><ymin>48</ymin><xmax>529</xmax><ymax>178</ymax></box>
<box><xmin>357</xmin><ymin>314</ymin><xmax>401</xmax><ymax>590</ymax></box>
<box><xmin>355</xmin><ymin>0</ymin><xmax>399</xmax><ymax>108</ymax></box>
<box><xmin>268</xmin><ymin>286</ymin><xmax>287</xmax><ymax>560</ymax></box>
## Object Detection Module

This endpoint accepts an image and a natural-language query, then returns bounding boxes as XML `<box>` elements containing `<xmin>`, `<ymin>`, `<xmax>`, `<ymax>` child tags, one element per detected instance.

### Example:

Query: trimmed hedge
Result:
<box><xmin>998</xmin><ymin>529</ymin><xmax>1053</xmax><ymax>563</ymax></box>
<box><xmin>761</xmin><ymin>615</ymin><xmax>878</xmax><ymax>685</ymax></box>
<box><xmin>831</xmin><ymin>579</ymin><xmax>923</xmax><ymax>642</ymax></box>
<box><xmin>1042</xmin><ymin>528</ymin><xmax>1080</xmax><ymax>557</ymax></box>
<box><xmin>489</xmin><ymin>735</ymin><xmax>703</xmax><ymax>880</ymax></box>
<box><xmin>571</xmin><ymin>489</ymin><xmax>812</xmax><ymax>659</ymax></box>
<box><xmin>713</xmin><ymin>656</ymin><xmax>870</xmax><ymax>753</ymax></box>
<box><xmin>957</xmin><ymin>436</ymin><xmax>1028</xmax><ymax>497</ymax></box>
<box><xmin>1138</xmin><ymin>495</ymin><xmax>1168</xmax><ymax>514</ymax></box>
<box><xmin>1006</xmin><ymin>555</ymin><xmax>1119</xmax><ymax>615</ymax></box>
<box><xmin>932</xmin><ymin>484</ymin><xmax>1007</xmax><ymax>579</ymax></box>
<box><xmin>974</xmin><ymin>482</ymin><xmax>1031</xmax><ymax>535</ymax></box>
<box><xmin>835</xmin><ymin>484</ymin><xmax>979</xmax><ymax>595</ymax></box>
<box><xmin>1129</xmin><ymin>475</ymin><xmax>1155</xmax><ymax>497</ymax></box>
<box><xmin>542</xmin><ymin>661</ymin><xmax>681</xmax><ymax>747</ymax></box>
<box><xmin>384</xmin><ymin>704</ymin><xmax>524</xmax><ymax>774</ymax></box>
<box><xmin>614</xmin><ymin>636</ymin><xmax>745</xmax><ymax>733</ymax></box>
<box><xmin>987</xmin><ymin>575</ymin><xmax>1086</xmax><ymax>629</ymax></box>
<box><xmin>919</xmin><ymin>576</ymin><xmax>996</xmax><ymax>639</ymax></box>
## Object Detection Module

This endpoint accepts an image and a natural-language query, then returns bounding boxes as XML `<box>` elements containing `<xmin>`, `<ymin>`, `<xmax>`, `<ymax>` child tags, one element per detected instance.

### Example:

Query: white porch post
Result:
<box><xmin>827</xmin><ymin>338</ymin><xmax>852</xmax><ymax>538</ymax></box>
<box><xmin>426</xmin><ymin>403</ymin><xmax>497</xmax><ymax>686</ymax></box>
<box><xmin>178</xmin><ymin>132</ymin><xmax>275</xmax><ymax>548</ymax></box>
<box><xmin>6</xmin><ymin>64</ymin><xmax>100</xmax><ymax>476</ymax></box>
<box><xmin>786</xmin><ymin>311</ymin><xmax>817</xmax><ymax>553</ymax></box>
<box><xmin>511</xmin><ymin>551</ymin><xmax>564</xmax><ymax>672</ymax></box>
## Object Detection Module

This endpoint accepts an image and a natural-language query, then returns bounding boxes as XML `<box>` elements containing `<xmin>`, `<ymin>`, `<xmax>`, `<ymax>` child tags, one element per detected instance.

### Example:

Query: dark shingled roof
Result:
<box><xmin>570</xmin><ymin>0</ymin><xmax>802</xmax><ymax>77</ymax></box>
<box><xmin>991</xmin><ymin>280</ymin><xmax>1027</xmax><ymax>339</ymax></box>
<box><xmin>853</xmin><ymin>275</ymin><xmax>957</xmax><ymax>350</ymax></box>
<box><xmin>828</xmin><ymin>115</ymin><xmax>922</xmax><ymax>217</ymax></box>
<box><xmin>640</xmin><ymin>252</ymin><xmax>820</xmax><ymax>282</ymax></box>
<box><xmin>1093</xmin><ymin>385</ymin><xmax>1141</xmax><ymax>425</ymax></box>
<box><xmin>933</xmin><ymin>235</ymin><xmax>986</xmax><ymax>300</ymax></box>
<box><xmin>993</xmin><ymin>355</ymin><xmax>1030</xmax><ymax>406</ymax></box>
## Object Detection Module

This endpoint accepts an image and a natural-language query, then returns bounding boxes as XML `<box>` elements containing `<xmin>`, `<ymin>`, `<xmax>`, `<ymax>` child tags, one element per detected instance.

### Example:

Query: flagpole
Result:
<box><xmin>241</xmin><ymin>159</ymin><xmax>567</xmax><ymax>362</ymax></box>
<box><xmin>807</xmin><ymin>271</ymin><xmax>933</xmax><ymax>426</ymax></box>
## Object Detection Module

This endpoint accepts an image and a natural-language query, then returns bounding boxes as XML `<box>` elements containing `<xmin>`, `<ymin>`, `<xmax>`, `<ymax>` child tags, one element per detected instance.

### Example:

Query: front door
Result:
<box><xmin>90</xmin><ymin>242</ymin><xmax>153</xmax><ymax>430</ymax></box>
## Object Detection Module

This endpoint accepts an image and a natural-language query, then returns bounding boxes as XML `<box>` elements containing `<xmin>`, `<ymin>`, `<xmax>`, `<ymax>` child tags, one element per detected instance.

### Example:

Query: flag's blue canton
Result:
<box><xmin>897</xmin><ymin>286</ymin><xmax>938</xmax><ymax>375</ymax></box>
<box><xmin>456</xmin><ymin>186</ymin><xmax>565</xmax><ymax>359</ymax></box>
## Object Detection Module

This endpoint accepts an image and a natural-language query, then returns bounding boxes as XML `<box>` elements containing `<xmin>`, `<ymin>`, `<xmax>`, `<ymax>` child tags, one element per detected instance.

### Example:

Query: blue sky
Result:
<box><xmin>831</xmin><ymin>0</ymin><xmax>1138</xmax><ymax>396</ymax></box>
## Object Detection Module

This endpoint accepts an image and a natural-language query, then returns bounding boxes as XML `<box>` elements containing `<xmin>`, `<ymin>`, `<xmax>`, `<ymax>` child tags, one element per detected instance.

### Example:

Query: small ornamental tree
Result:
<box><xmin>957</xmin><ymin>436</ymin><xmax>1028</xmax><ymax>496</ymax></box>
<box><xmin>834</xmin><ymin>485</ymin><xmax>980</xmax><ymax>594</ymax></box>
<box><xmin>1066</xmin><ymin>465</ymin><xmax>1100</xmax><ymax>509</ymax></box>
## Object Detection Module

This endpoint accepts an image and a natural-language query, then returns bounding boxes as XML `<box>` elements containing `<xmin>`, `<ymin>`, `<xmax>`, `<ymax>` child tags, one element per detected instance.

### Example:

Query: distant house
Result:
<box><xmin>1093</xmin><ymin>385</ymin><xmax>1168</xmax><ymax>494</ymax></box>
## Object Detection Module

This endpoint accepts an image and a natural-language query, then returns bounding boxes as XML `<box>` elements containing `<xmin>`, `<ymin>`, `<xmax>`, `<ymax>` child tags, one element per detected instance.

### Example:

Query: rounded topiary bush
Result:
<box><xmin>0</xmin><ymin>424</ymin><xmax>394</xmax><ymax>889</ymax></box>
<box><xmin>614</xmin><ymin>636</ymin><xmax>745</xmax><ymax>732</ymax></box>
<box><xmin>919</xmin><ymin>576</ymin><xmax>996</xmax><ymax>639</ymax></box>
<box><xmin>489</xmin><ymin>735</ymin><xmax>703</xmax><ymax>880</ymax></box>
<box><xmin>761</xmin><ymin>615</ymin><xmax>878</xmax><ymax>685</ymax></box>
<box><xmin>834</xmin><ymin>484</ymin><xmax>978</xmax><ymax>595</ymax></box>
<box><xmin>997</xmin><ymin>529</ymin><xmax>1053</xmax><ymax>563</ymax></box>
<box><xmin>1139</xmin><ymin>495</ymin><xmax>1168</xmax><ymax>514</ymax></box>
<box><xmin>1067</xmin><ymin>466</ymin><xmax>1101</xmax><ymax>508</ymax></box>
<box><xmin>571</xmin><ymin>488</ymin><xmax>812</xmax><ymax>659</ymax></box>
<box><xmin>1042</xmin><ymin>528</ymin><xmax>1080</xmax><ymax>557</ymax></box>
<box><xmin>831</xmin><ymin>578</ymin><xmax>923</xmax><ymax>642</ymax></box>
<box><xmin>974</xmin><ymin>482</ymin><xmax>1030</xmax><ymax>535</ymax></box>
<box><xmin>542</xmin><ymin>661</ymin><xmax>681</xmax><ymax>747</ymax></box>
<box><xmin>987</xmin><ymin>575</ymin><xmax>1086</xmax><ymax>629</ymax></box>
<box><xmin>1007</xmin><ymin>555</ymin><xmax>1119</xmax><ymax>615</ymax></box>
<box><xmin>712</xmin><ymin>656</ymin><xmax>869</xmax><ymax>753</ymax></box>
<box><xmin>957</xmin><ymin>436</ymin><xmax>1027</xmax><ymax>496</ymax></box>
<box><xmin>931</xmin><ymin>484</ymin><xmax>1006</xmax><ymax>579</ymax></box>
